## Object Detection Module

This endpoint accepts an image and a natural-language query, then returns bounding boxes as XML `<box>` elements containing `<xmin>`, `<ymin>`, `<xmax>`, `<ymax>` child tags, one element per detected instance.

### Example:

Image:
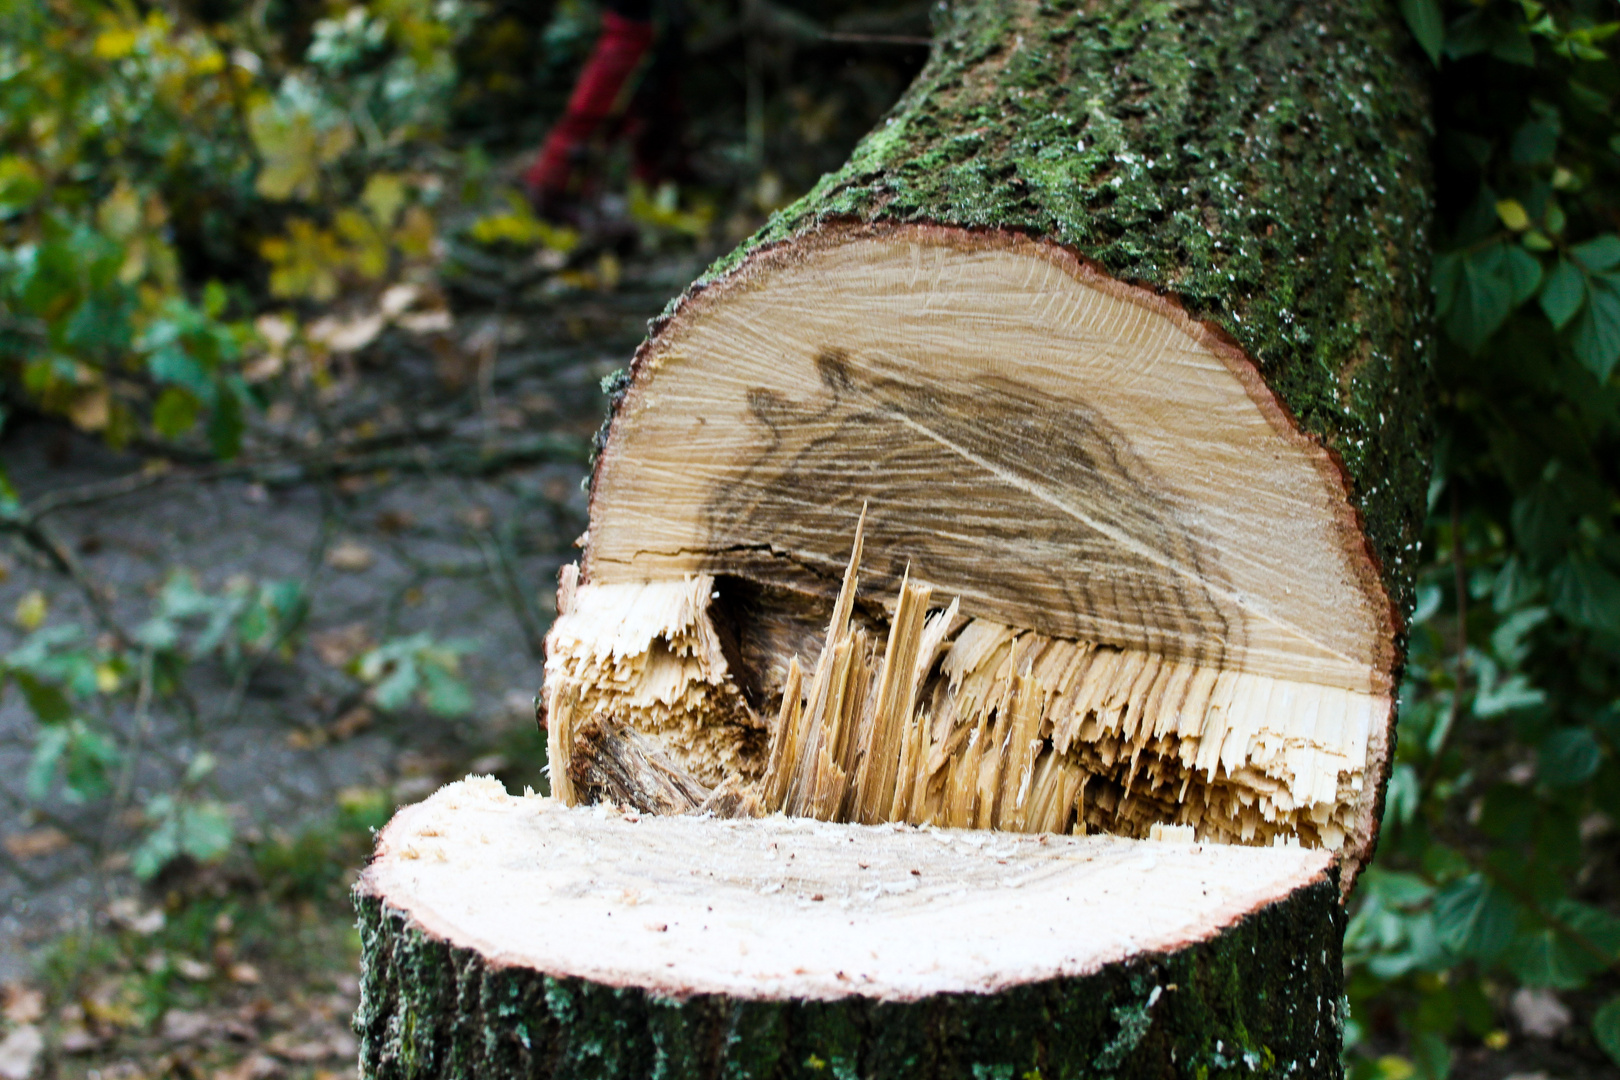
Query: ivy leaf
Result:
<box><xmin>177</xmin><ymin>801</ymin><xmax>234</xmax><ymax>862</ymax></box>
<box><xmin>1572</xmin><ymin>276</ymin><xmax>1620</xmax><ymax>383</ymax></box>
<box><xmin>152</xmin><ymin>386</ymin><xmax>200</xmax><ymax>439</ymax></box>
<box><xmin>421</xmin><ymin>661</ymin><xmax>473</xmax><ymax>717</ymax></box>
<box><xmin>1549</xmin><ymin>556</ymin><xmax>1620</xmax><ymax>635</ymax></box>
<box><xmin>371</xmin><ymin>654</ymin><xmax>419</xmax><ymax>711</ymax></box>
<box><xmin>1571</xmin><ymin>234</ymin><xmax>1620</xmax><ymax>273</ymax></box>
<box><xmin>1400</xmin><ymin>0</ymin><xmax>1445</xmax><ymax>65</ymax></box>
<box><xmin>1438</xmin><ymin>245</ymin><xmax>1515</xmax><ymax>353</ymax></box>
<box><xmin>1539</xmin><ymin>729</ymin><xmax>1604</xmax><ymax>787</ymax></box>
<box><xmin>1434</xmin><ymin>873</ymin><xmax>1520</xmax><ymax>960</ymax></box>
<box><xmin>1539</xmin><ymin>258</ymin><xmax>1585</xmax><ymax>329</ymax></box>
<box><xmin>1510</xmin><ymin>118</ymin><xmax>1559</xmax><ymax>166</ymax></box>
<box><xmin>11</xmin><ymin>670</ymin><xmax>72</xmax><ymax>725</ymax></box>
<box><xmin>1596</xmin><ymin>997</ymin><xmax>1620</xmax><ymax>1067</ymax></box>
<box><xmin>1502</xmin><ymin>245</ymin><xmax>1543</xmax><ymax>305</ymax></box>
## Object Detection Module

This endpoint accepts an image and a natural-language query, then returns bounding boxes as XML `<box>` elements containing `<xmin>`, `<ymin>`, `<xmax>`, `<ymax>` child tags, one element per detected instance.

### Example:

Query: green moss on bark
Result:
<box><xmin>642</xmin><ymin>0</ymin><xmax>1433</xmax><ymax>624</ymax></box>
<box><xmin>354</xmin><ymin>876</ymin><xmax>1346</xmax><ymax>1079</ymax></box>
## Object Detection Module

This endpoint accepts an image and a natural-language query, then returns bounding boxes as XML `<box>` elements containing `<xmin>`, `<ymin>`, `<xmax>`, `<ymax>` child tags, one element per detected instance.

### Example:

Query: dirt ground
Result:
<box><xmin>0</xmin><ymin>243</ymin><xmax>709</xmax><ymax>985</ymax></box>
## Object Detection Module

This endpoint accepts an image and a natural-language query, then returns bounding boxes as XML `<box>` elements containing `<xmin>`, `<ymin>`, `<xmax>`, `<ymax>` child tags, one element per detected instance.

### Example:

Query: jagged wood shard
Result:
<box><xmin>546</xmin><ymin>527</ymin><xmax>1387</xmax><ymax>850</ymax></box>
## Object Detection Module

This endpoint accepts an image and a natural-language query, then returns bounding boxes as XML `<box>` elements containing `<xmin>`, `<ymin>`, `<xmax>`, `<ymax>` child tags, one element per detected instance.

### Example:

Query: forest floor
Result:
<box><xmin>0</xmin><ymin>233</ymin><xmax>714</xmax><ymax>1079</ymax></box>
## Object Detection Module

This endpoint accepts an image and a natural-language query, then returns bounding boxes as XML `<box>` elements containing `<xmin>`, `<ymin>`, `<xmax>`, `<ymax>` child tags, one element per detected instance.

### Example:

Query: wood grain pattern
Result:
<box><xmin>589</xmin><ymin>227</ymin><xmax>1393</xmax><ymax>697</ymax></box>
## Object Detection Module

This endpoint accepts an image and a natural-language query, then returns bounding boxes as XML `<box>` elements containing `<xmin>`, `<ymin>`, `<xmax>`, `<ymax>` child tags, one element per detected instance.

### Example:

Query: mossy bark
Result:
<box><xmin>354</xmin><ymin>879</ymin><xmax>1346</xmax><ymax>1080</ymax></box>
<box><xmin>610</xmin><ymin>0</ymin><xmax>1433</xmax><ymax>623</ymax></box>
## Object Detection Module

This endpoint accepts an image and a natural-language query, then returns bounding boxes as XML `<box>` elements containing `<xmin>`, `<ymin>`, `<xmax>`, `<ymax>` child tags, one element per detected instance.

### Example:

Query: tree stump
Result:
<box><xmin>356</xmin><ymin>1</ymin><xmax>1431</xmax><ymax>1076</ymax></box>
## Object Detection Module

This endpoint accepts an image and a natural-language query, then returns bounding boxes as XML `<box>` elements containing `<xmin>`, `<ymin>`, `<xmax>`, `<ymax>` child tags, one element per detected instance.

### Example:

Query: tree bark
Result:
<box><xmin>355</xmin><ymin>886</ymin><xmax>1345</xmax><ymax>1080</ymax></box>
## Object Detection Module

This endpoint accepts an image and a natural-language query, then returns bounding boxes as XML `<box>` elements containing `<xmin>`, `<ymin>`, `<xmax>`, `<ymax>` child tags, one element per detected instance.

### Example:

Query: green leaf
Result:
<box><xmin>421</xmin><ymin>662</ymin><xmax>473</xmax><ymax>717</ymax></box>
<box><xmin>1510</xmin><ymin>119</ymin><xmax>1559</xmax><ymax>166</ymax></box>
<box><xmin>1572</xmin><ymin>277</ymin><xmax>1620</xmax><ymax>382</ymax></box>
<box><xmin>1540</xmin><ymin>258</ymin><xmax>1585</xmax><ymax>328</ymax></box>
<box><xmin>1572</xmin><ymin>234</ymin><xmax>1620</xmax><ymax>272</ymax></box>
<box><xmin>1595</xmin><ymin>997</ymin><xmax>1620</xmax><ymax>1066</ymax></box>
<box><xmin>11</xmin><ymin>670</ymin><xmax>72</xmax><ymax>724</ymax></box>
<box><xmin>1434</xmin><ymin>873</ymin><xmax>1520</xmax><ymax>961</ymax></box>
<box><xmin>206</xmin><ymin>377</ymin><xmax>245</xmax><ymax>458</ymax></box>
<box><xmin>177</xmin><ymin>802</ymin><xmax>233</xmax><ymax>861</ymax></box>
<box><xmin>1508</xmin><ymin>928</ymin><xmax>1591</xmax><ymax>989</ymax></box>
<box><xmin>1439</xmin><ymin>244</ymin><xmax>1526</xmax><ymax>353</ymax></box>
<box><xmin>1502</xmin><ymin>245</ymin><xmax>1543</xmax><ymax>305</ymax></box>
<box><xmin>133</xmin><ymin>801</ymin><xmax>179</xmax><ymax>881</ymax></box>
<box><xmin>1549</xmin><ymin>556</ymin><xmax>1620</xmax><ymax>635</ymax></box>
<box><xmin>371</xmin><ymin>654</ymin><xmax>418</xmax><ymax>711</ymax></box>
<box><xmin>25</xmin><ymin>726</ymin><xmax>70</xmax><ymax>801</ymax></box>
<box><xmin>27</xmin><ymin>720</ymin><xmax>118</xmax><ymax>804</ymax></box>
<box><xmin>1539</xmin><ymin>728</ymin><xmax>1603</xmax><ymax>787</ymax></box>
<box><xmin>152</xmin><ymin>386</ymin><xmax>200</xmax><ymax>438</ymax></box>
<box><xmin>1401</xmin><ymin>0</ymin><xmax>1445</xmax><ymax>65</ymax></box>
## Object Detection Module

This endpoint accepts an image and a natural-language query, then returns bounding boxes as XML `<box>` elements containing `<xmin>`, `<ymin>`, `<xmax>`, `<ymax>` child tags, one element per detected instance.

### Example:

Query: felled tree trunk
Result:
<box><xmin>357</xmin><ymin>1</ymin><xmax>1431</xmax><ymax>1076</ymax></box>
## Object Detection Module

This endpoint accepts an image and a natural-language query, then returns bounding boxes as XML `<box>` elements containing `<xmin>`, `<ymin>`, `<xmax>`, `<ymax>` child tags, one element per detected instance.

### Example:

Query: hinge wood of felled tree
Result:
<box><xmin>353</xmin><ymin>1</ymin><xmax>1433</xmax><ymax>1076</ymax></box>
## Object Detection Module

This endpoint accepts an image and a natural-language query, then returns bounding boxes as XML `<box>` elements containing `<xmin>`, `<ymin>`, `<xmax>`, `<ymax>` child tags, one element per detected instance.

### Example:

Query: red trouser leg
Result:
<box><xmin>524</xmin><ymin>12</ymin><xmax>655</xmax><ymax>203</ymax></box>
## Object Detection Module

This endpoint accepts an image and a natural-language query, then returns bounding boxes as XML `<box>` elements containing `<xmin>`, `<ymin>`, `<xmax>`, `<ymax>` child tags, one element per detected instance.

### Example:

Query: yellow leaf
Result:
<box><xmin>1496</xmin><ymin>198</ymin><xmax>1531</xmax><ymax>231</ymax></box>
<box><xmin>394</xmin><ymin>204</ymin><xmax>439</xmax><ymax>260</ymax></box>
<box><xmin>13</xmin><ymin>590</ymin><xmax>47</xmax><ymax>631</ymax></box>
<box><xmin>248</xmin><ymin>103</ymin><xmax>352</xmax><ymax>202</ymax></box>
<box><xmin>191</xmin><ymin>49</ymin><xmax>225</xmax><ymax>76</ymax></box>
<box><xmin>335</xmin><ymin>208</ymin><xmax>390</xmax><ymax>281</ymax></box>
<box><xmin>95</xmin><ymin>664</ymin><xmax>121</xmax><ymax>694</ymax></box>
<box><xmin>1375</xmin><ymin>1056</ymin><xmax>1415</xmax><ymax>1080</ymax></box>
<box><xmin>93</xmin><ymin>27</ymin><xmax>140</xmax><ymax>60</ymax></box>
<box><xmin>262</xmin><ymin>219</ymin><xmax>344</xmax><ymax>301</ymax></box>
<box><xmin>69</xmin><ymin>388</ymin><xmax>111</xmax><ymax>433</ymax></box>
<box><xmin>362</xmin><ymin>173</ymin><xmax>408</xmax><ymax>229</ymax></box>
<box><xmin>97</xmin><ymin>181</ymin><xmax>143</xmax><ymax>240</ymax></box>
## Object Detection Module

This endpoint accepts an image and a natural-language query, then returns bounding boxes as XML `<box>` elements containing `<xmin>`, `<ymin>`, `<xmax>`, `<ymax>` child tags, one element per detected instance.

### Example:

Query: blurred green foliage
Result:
<box><xmin>0</xmin><ymin>0</ymin><xmax>473</xmax><ymax>468</ymax></box>
<box><xmin>1348</xmin><ymin>1</ymin><xmax>1620</xmax><ymax>1076</ymax></box>
<box><xmin>2</xmin><ymin>571</ymin><xmax>474</xmax><ymax>881</ymax></box>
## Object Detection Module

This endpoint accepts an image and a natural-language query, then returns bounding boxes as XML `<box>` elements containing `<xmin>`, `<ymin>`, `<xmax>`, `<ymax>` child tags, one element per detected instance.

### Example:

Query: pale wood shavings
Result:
<box><xmin>547</xmin><ymin>531</ymin><xmax>1380</xmax><ymax>849</ymax></box>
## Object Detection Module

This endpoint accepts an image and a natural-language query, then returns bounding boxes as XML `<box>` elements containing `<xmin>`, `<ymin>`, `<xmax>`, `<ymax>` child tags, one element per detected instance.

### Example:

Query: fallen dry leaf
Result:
<box><xmin>226</xmin><ymin>963</ymin><xmax>263</xmax><ymax>986</ymax></box>
<box><xmin>328</xmin><ymin>707</ymin><xmax>373</xmax><ymax>741</ymax></box>
<box><xmin>1</xmin><ymin>985</ymin><xmax>44</xmax><ymax>1025</ymax></box>
<box><xmin>324</xmin><ymin>542</ymin><xmax>376</xmax><ymax>573</ymax></box>
<box><xmin>0</xmin><ymin>1024</ymin><xmax>43</xmax><ymax>1080</ymax></box>
<box><xmin>309</xmin><ymin>623</ymin><xmax>374</xmax><ymax>669</ymax></box>
<box><xmin>254</xmin><ymin>313</ymin><xmax>296</xmax><ymax>351</ymax></box>
<box><xmin>56</xmin><ymin>1024</ymin><xmax>102</xmax><ymax>1055</ymax></box>
<box><xmin>374</xmin><ymin>509</ymin><xmax>416</xmax><ymax>534</ymax></box>
<box><xmin>106</xmin><ymin>897</ymin><xmax>165</xmax><ymax>934</ymax></box>
<box><xmin>306</xmin><ymin>313</ymin><xmax>385</xmax><ymax>354</ymax></box>
<box><xmin>397</xmin><ymin>310</ymin><xmax>452</xmax><ymax>334</ymax></box>
<box><xmin>161</xmin><ymin>1008</ymin><xmax>214</xmax><ymax>1043</ymax></box>
<box><xmin>174</xmin><ymin>957</ymin><xmax>213</xmax><ymax>981</ymax></box>
<box><xmin>2</xmin><ymin>828</ymin><xmax>68</xmax><ymax>861</ymax></box>
<box><xmin>214</xmin><ymin>1052</ymin><xmax>282</xmax><ymax>1080</ymax></box>
<box><xmin>378</xmin><ymin>283</ymin><xmax>421</xmax><ymax>319</ymax></box>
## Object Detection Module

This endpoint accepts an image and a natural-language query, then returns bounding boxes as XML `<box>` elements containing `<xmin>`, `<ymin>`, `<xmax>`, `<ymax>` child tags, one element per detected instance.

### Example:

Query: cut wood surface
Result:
<box><xmin>356</xmin><ymin>779</ymin><xmax>1346</xmax><ymax>1079</ymax></box>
